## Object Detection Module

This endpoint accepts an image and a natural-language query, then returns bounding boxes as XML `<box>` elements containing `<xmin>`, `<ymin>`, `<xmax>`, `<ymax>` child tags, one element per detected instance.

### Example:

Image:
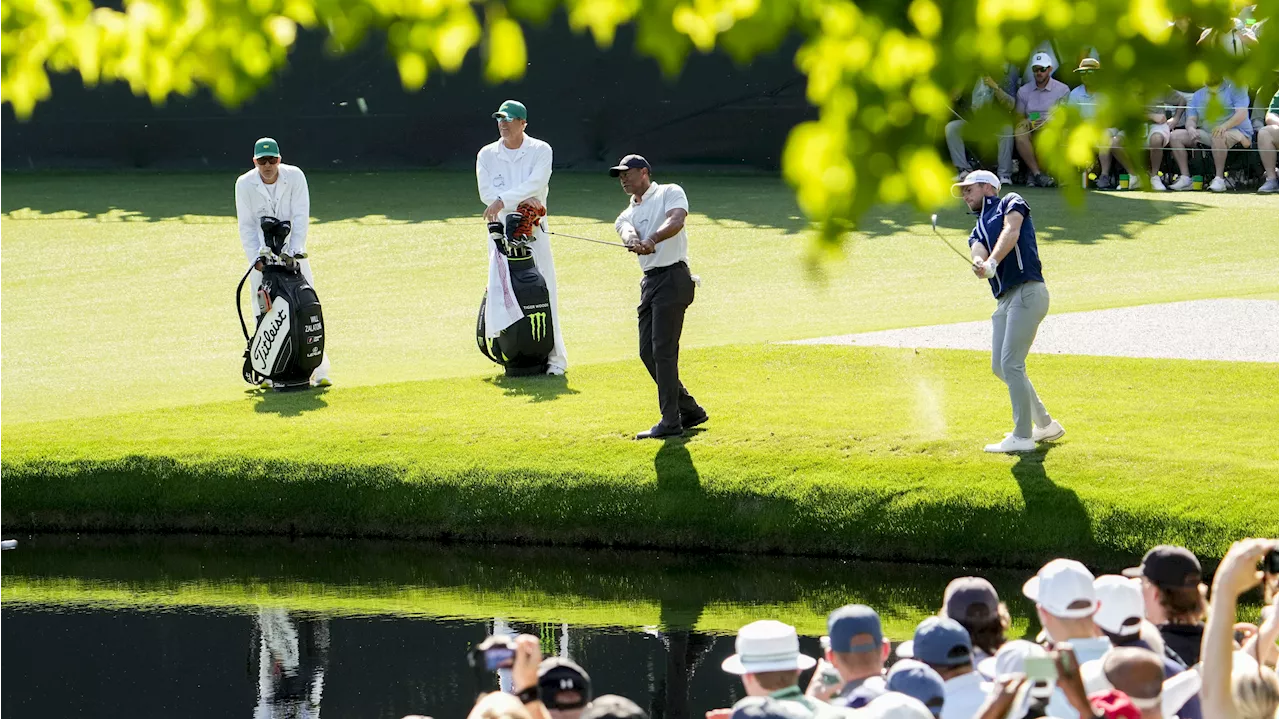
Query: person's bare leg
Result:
<box><xmin>1170</xmin><ymin>129</ymin><xmax>1192</xmax><ymax>176</ymax></box>
<box><xmin>1016</xmin><ymin>124</ymin><xmax>1041</xmax><ymax>175</ymax></box>
<box><xmin>1148</xmin><ymin>132</ymin><xmax>1167</xmax><ymax>175</ymax></box>
<box><xmin>1259</xmin><ymin>126</ymin><xmax>1278</xmax><ymax>180</ymax></box>
<box><xmin>1211</xmin><ymin>135</ymin><xmax>1228</xmax><ymax>178</ymax></box>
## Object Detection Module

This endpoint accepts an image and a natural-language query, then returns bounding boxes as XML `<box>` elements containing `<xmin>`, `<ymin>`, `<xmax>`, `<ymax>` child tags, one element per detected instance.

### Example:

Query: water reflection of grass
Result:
<box><xmin>1</xmin><ymin>535</ymin><xmax>1037</xmax><ymax>639</ymax></box>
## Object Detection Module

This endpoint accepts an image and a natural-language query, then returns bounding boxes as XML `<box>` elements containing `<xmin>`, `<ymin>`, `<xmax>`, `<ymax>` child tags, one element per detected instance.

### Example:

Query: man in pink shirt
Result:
<box><xmin>1014</xmin><ymin>52</ymin><xmax>1070</xmax><ymax>187</ymax></box>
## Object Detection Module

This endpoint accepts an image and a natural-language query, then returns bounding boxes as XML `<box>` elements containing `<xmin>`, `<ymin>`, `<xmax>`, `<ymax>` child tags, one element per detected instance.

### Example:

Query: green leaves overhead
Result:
<box><xmin>3</xmin><ymin>0</ymin><xmax>1276</xmax><ymax>243</ymax></box>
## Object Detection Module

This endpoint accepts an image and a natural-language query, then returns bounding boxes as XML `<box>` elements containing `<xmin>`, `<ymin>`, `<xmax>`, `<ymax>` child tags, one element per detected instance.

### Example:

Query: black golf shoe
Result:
<box><xmin>635</xmin><ymin>423</ymin><xmax>684</xmax><ymax>440</ymax></box>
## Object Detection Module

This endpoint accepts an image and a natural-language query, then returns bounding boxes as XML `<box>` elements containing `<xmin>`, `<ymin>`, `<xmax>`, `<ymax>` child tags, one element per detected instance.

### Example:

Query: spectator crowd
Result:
<box><xmin>445</xmin><ymin>539</ymin><xmax>1278</xmax><ymax>719</ymax></box>
<box><xmin>943</xmin><ymin>19</ymin><xmax>1279</xmax><ymax>194</ymax></box>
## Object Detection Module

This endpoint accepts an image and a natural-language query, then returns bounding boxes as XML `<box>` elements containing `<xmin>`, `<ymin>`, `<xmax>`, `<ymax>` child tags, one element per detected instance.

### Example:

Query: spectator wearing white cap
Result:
<box><xmin>1014</xmin><ymin>51</ymin><xmax>1070</xmax><ymax>187</ymax></box>
<box><xmin>896</xmin><ymin>617</ymin><xmax>984</xmax><ymax>719</ymax></box>
<box><xmin>817</xmin><ymin>605</ymin><xmax>890</xmax><ymax>708</ymax></box>
<box><xmin>941</xmin><ymin>577</ymin><xmax>1010</xmax><ymax>665</ymax></box>
<box><xmin>1024</xmin><ymin>559</ymin><xmax>1112</xmax><ymax>662</ymax></box>
<box><xmin>1089</xmin><ymin>576</ymin><xmax>1203</xmax><ymax>719</ymax></box>
<box><xmin>1066</xmin><ymin>57</ymin><xmax>1141</xmax><ymax>190</ymax></box>
<box><xmin>713</xmin><ymin>621</ymin><xmax>842</xmax><ymax>719</ymax></box>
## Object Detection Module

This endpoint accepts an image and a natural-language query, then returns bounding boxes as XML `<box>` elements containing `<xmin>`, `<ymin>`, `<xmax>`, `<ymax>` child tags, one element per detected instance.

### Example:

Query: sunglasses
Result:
<box><xmin>255</xmin><ymin>156</ymin><xmax>280</xmax><ymax>165</ymax></box>
<box><xmin>1032</xmin><ymin>66</ymin><xmax>1050</xmax><ymax>73</ymax></box>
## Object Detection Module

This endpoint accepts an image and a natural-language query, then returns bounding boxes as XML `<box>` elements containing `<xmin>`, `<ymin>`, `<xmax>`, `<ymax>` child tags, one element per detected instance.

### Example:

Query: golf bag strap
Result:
<box><xmin>236</xmin><ymin>261</ymin><xmax>257</xmax><ymax>340</ymax></box>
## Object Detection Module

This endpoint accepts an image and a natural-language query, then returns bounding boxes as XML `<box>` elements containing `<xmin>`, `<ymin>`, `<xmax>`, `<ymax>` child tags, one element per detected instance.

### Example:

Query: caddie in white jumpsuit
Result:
<box><xmin>234</xmin><ymin>137</ymin><xmax>331</xmax><ymax>386</ymax></box>
<box><xmin>475</xmin><ymin>100</ymin><xmax>568</xmax><ymax>375</ymax></box>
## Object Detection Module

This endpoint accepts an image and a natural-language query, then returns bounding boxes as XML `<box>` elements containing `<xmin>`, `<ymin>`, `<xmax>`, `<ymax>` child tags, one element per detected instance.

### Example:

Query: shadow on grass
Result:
<box><xmin>252</xmin><ymin>388</ymin><xmax>330</xmax><ymax>416</ymax></box>
<box><xmin>654</xmin><ymin>435</ymin><xmax>703</xmax><ymax>493</ymax></box>
<box><xmin>482</xmin><ymin>374</ymin><xmax>580</xmax><ymax>402</ymax></box>
<box><xmin>859</xmin><ymin>189</ymin><xmax>1208</xmax><ymax>246</ymax></box>
<box><xmin>1010</xmin><ymin>444</ymin><xmax>1095</xmax><ymax>556</ymax></box>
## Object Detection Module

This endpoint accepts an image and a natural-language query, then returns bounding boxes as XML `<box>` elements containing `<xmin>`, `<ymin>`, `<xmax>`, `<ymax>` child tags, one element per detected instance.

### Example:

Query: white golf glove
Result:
<box><xmin>980</xmin><ymin>258</ymin><xmax>997</xmax><ymax>279</ymax></box>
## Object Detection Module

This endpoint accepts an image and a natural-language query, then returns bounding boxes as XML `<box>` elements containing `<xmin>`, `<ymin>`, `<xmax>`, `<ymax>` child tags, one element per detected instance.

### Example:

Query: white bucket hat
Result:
<box><xmin>721</xmin><ymin>620</ymin><xmax>817</xmax><ymax>675</ymax></box>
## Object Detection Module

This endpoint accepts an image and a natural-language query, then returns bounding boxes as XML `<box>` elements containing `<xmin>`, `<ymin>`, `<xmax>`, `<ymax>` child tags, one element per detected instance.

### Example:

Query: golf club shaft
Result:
<box><xmin>934</xmin><ymin>231</ymin><xmax>973</xmax><ymax>263</ymax></box>
<box><xmin>548</xmin><ymin>230</ymin><xmax>629</xmax><ymax>248</ymax></box>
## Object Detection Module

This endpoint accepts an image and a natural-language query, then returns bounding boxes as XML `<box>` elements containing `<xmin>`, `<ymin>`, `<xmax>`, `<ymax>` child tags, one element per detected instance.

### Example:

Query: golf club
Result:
<box><xmin>548</xmin><ymin>230</ymin><xmax>630</xmax><ymax>248</ymax></box>
<box><xmin>930</xmin><ymin>213</ymin><xmax>974</xmax><ymax>264</ymax></box>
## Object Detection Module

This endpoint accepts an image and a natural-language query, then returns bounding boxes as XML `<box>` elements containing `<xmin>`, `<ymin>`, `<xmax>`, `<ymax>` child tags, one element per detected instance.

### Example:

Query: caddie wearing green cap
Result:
<box><xmin>234</xmin><ymin>136</ymin><xmax>331</xmax><ymax>386</ymax></box>
<box><xmin>476</xmin><ymin>100</ymin><xmax>568</xmax><ymax>375</ymax></box>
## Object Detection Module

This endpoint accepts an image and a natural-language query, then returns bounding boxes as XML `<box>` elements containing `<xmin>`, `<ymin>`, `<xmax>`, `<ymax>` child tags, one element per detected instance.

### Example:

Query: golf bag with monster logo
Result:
<box><xmin>236</xmin><ymin>217</ymin><xmax>326</xmax><ymax>390</ymax></box>
<box><xmin>476</xmin><ymin>204</ymin><xmax>555</xmax><ymax>377</ymax></box>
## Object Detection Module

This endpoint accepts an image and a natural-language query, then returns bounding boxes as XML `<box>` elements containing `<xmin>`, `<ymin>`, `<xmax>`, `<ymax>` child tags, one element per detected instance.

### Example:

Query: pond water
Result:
<box><xmin>2</xmin><ymin>534</ymin><xmax>1043</xmax><ymax>719</ymax></box>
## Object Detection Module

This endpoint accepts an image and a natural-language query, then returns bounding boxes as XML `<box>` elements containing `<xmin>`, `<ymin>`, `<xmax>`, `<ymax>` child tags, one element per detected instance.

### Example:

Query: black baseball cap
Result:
<box><xmin>609</xmin><ymin>154</ymin><xmax>651</xmax><ymax>176</ymax></box>
<box><xmin>538</xmin><ymin>657</ymin><xmax>592</xmax><ymax>708</ymax></box>
<box><xmin>1123</xmin><ymin>545</ymin><xmax>1202</xmax><ymax>588</ymax></box>
<box><xmin>581</xmin><ymin>695</ymin><xmax>648</xmax><ymax>719</ymax></box>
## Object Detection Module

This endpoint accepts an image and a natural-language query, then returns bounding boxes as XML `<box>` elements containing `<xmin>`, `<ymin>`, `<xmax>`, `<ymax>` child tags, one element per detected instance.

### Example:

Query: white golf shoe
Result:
<box><xmin>1170</xmin><ymin>176</ymin><xmax>1193</xmax><ymax>191</ymax></box>
<box><xmin>312</xmin><ymin>377</ymin><xmax>332</xmax><ymax>388</ymax></box>
<box><xmin>1209</xmin><ymin>176</ymin><xmax>1227</xmax><ymax>192</ymax></box>
<box><xmin>1150</xmin><ymin>175</ymin><xmax>1167</xmax><ymax>191</ymax></box>
<box><xmin>546</xmin><ymin>366</ymin><xmax>566</xmax><ymax>376</ymax></box>
<box><xmin>984</xmin><ymin>435</ymin><xmax>1037</xmax><ymax>453</ymax></box>
<box><xmin>1033</xmin><ymin>420</ymin><xmax>1066</xmax><ymax>442</ymax></box>
<box><xmin>1259</xmin><ymin>178</ymin><xmax>1279</xmax><ymax>194</ymax></box>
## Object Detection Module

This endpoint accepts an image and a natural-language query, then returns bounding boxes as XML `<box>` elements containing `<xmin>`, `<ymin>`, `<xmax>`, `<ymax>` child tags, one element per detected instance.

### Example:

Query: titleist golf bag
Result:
<box><xmin>476</xmin><ymin>211</ymin><xmax>554</xmax><ymax>377</ymax></box>
<box><xmin>236</xmin><ymin>217</ymin><xmax>326</xmax><ymax>390</ymax></box>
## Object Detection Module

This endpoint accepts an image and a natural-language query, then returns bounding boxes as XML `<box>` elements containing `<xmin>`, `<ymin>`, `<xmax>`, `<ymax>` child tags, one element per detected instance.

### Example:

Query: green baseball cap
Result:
<box><xmin>492</xmin><ymin>100</ymin><xmax>527</xmax><ymax>122</ymax></box>
<box><xmin>253</xmin><ymin>137</ymin><xmax>280</xmax><ymax>158</ymax></box>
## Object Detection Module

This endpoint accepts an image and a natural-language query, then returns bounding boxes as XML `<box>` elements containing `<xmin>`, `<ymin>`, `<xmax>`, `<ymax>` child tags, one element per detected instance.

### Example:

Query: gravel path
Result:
<box><xmin>789</xmin><ymin>299</ymin><xmax>1278</xmax><ymax>363</ymax></box>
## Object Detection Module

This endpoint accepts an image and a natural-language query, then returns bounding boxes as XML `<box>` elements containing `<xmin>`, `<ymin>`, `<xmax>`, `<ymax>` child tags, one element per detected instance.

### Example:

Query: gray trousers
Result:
<box><xmin>992</xmin><ymin>281</ymin><xmax>1052</xmax><ymax>438</ymax></box>
<box><xmin>947</xmin><ymin>119</ymin><xmax>1014</xmax><ymax>176</ymax></box>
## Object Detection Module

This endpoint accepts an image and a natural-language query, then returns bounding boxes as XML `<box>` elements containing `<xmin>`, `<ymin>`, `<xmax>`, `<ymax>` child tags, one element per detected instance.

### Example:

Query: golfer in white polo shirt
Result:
<box><xmin>611</xmin><ymin>154</ymin><xmax>707</xmax><ymax>440</ymax></box>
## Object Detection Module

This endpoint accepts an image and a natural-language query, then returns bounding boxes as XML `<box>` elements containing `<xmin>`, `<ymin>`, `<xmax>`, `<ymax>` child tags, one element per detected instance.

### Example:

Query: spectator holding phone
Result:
<box><xmin>1201</xmin><ymin>539</ymin><xmax>1280</xmax><ymax>719</ymax></box>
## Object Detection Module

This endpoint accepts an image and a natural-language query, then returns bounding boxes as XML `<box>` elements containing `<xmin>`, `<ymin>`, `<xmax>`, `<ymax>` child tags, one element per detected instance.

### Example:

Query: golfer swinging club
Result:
<box><xmin>476</xmin><ymin>100</ymin><xmax>568</xmax><ymax>375</ymax></box>
<box><xmin>954</xmin><ymin>170</ymin><xmax>1063</xmax><ymax>453</ymax></box>
<box><xmin>611</xmin><ymin>154</ymin><xmax>708</xmax><ymax>440</ymax></box>
<box><xmin>235</xmin><ymin>137</ymin><xmax>331</xmax><ymax>387</ymax></box>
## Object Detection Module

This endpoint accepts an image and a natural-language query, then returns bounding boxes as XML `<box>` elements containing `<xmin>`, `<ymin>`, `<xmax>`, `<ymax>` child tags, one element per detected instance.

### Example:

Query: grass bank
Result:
<box><xmin>4</xmin><ymin>345</ymin><xmax>1275</xmax><ymax>567</ymax></box>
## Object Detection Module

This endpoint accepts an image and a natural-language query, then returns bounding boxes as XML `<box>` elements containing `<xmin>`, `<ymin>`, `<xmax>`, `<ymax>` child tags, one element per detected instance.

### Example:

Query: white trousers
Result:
<box><xmin>250</xmin><ymin>258</ymin><xmax>331</xmax><ymax>382</ymax></box>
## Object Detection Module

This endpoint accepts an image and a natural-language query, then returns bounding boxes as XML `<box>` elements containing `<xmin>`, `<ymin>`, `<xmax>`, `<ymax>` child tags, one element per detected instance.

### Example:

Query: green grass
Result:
<box><xmin>2</xmin><ymin>171</ymin><xmax>1276</xmax><ymax>566</ymax></box>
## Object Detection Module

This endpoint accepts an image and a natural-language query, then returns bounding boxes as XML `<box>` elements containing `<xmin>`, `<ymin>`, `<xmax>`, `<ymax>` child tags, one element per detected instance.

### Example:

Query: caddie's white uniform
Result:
<box><xmin>235</xmin><ymin>163</ymin><xmax>330</xmax><ymax>382</ymax></box>
<box><xmin>476</xmin><ymin>134</ymin><xmax>568</xmax><ymax>373</ymax></box>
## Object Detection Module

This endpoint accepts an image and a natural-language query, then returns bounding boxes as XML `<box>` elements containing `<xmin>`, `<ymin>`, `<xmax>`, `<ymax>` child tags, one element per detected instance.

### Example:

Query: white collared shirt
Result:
<box><xmin>476</xmin><ymin>134</ymin><xmax>553</xmax><ymax>214</ymax></box>
<box><xmin>614</xmin><ymin>182</ymin><xmax>690</xmax><ymax>272</ymax></box>
<box><xmin>234</xmin><ymin>163</ymin><xmax>311</xmax><ymax>262</ymax></box>
<box><xmin>940</xmin><ymin>670</ymin><xmax>987</xmax><ymax>719</ymax></box>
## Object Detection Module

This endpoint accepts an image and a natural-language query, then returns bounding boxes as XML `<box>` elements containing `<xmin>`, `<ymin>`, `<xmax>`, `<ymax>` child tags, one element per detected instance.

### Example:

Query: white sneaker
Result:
<box><xmin>1033</xmin><ymin>420</ymin><xmax>1066</xmax><ymax>442</ymax></box>
<box><xmin>1170</xmin><ymin>176</ymin><xmax>1193</xmax><ymax>191</ymax></box>
<box><xmin>546</xmin><ymin>366</ymin><xmax>566</xmax><ymax>376</ymax></box>
<box><xmin>984</xmin><ymin>435</ymin><xmax>1037</xmax><ymax>453</ymax></box>
<box><xmin>999</xmin><ymin>174</ymin><xmax>1013</xmax><ymax>186</ymax></box>
<box><xmin>1150</xmin><ymin>175</ymin><xmax>1167</xmax><ymax>191</ymax></box>
<box><xmin>1259</xmin><ymin>178</ymin><xmax>1279</xmax><ymax>193</ymax></box>
<box><xmin>1209</xmin><ymin>176</ymin><xmax>1227</xmax><ymax>192</ymax></box>
<box><xmin>312</xmin><ymin>377</ymin><xmax>332</xmax><ymax>387</ymax></box>
<box><xmin>1128</xmin><ymin>175</ymin><xmax>1142</xmax><ymax>190</ymax></box>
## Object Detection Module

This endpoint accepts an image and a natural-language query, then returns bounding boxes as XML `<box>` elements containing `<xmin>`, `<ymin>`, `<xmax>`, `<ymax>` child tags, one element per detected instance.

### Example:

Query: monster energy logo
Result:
<box><xmin>528</xmin><ymin>312</ymin><xmax>548</xmax><ymax>341</ymax></box>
